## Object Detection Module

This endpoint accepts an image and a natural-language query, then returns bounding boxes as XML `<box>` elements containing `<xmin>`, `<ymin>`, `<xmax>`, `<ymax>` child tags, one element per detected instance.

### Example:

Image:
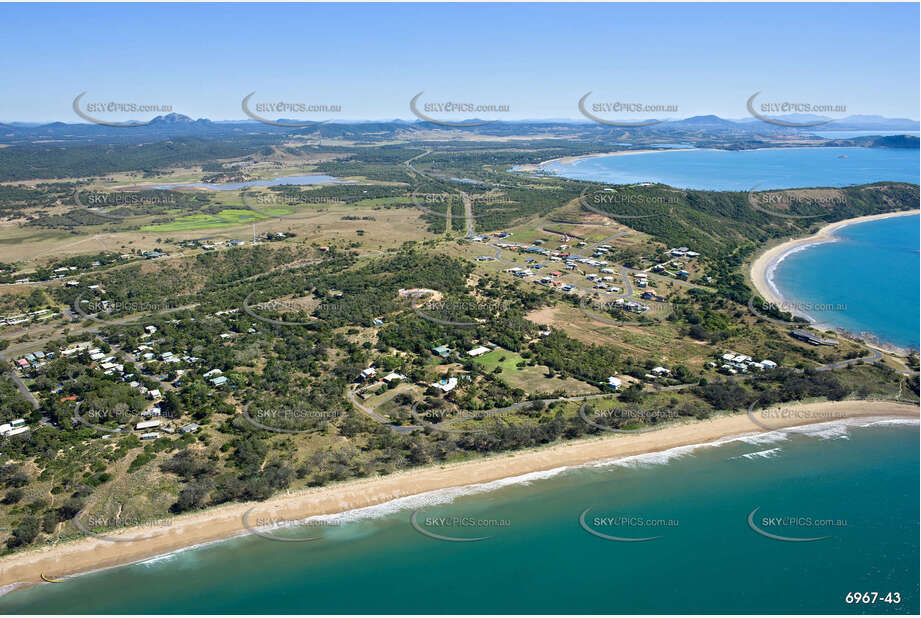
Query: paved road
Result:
<box><xmin>5</xmin><ymin>370</ymin><xmax>40</xmax><ymax>409</ymax></box>
<box><xmin>460</xmin><ymin>190</ymin><xmax>474</xmax><ymax>237</ymax></box>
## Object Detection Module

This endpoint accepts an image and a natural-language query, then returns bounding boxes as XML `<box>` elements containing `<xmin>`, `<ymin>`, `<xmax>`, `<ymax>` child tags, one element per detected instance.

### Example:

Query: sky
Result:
<box><xmin>1</xmin><ymin>2</ymin><xmax>919</xmax><ymax>123</ymax></box>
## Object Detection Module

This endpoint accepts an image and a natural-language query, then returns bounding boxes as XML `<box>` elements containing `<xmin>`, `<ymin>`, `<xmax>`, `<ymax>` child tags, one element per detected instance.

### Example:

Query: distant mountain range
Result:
<box><xmin>0</xmin><ymin>112</ymin><xmax>917</xmax><ymax>146</ymax></box>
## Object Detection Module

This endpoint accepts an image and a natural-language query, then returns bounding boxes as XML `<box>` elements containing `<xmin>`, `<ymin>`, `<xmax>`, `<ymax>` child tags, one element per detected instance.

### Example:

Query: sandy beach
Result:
<box><xmin>749</xmin><ymin>209</ymin><xmax>920</xmax><ymax>308</ymax></box>
<box><xmin>1</xmin><ymin>400</ymin><xmax>916</xmax><ymax>593</ymax></box>
<box><xmin>514</xmin><ymin>148</ymin><xmax>696</xmax><ymax>172</ymax></box>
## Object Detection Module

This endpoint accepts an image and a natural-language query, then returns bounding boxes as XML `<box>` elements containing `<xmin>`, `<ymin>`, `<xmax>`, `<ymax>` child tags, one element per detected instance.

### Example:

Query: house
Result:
<box><xmin>180</xmin><ymin>423</ymin><xmax>200</xmax><ymax>434</ymax></box>
<box><xmin>203</xmin><ymin>369</ymin><xmax>223</xmax><ymax>379</ymax></box>
<box><xmin>382</xmin><ymin>372</ymin><xmax>406</xmax><ymax>383</ymax></box>
<box><xmin>651</xmin><ymin>366</ymin><xmax>671</xmax><ymax>376</ymax></box>
<box><xmin>606</xmin><ymin>376</ymin><xmax>622</xmax><ymax>390</ymax></box>
<box><xmin>148</xmin><ymin>389</ymin><xmax>161</xmax><ymax>400</ymax></box>
<box><xmin>359</xmin><ymin>367</ymin><xmax>377</xmax><ymax>381</ymax></box>
<box><xmin>431</xmin><ymin>377</ymin><xmax>458</xmax><ymax>393</ymax></box>
<box><xmin>791</xmin><ymin>329</ymin><xmax>838</xmax><ymax>346</ymax></box>
<box><xmin>468</xmin><ymin>346</ymin><xmax>490</xmax><ymax>357</ymax></box>
<box><xmin>139</xmin><ymin>432</ymin><xmax>160</xmax><ymax>440</ymax></box>
<box><xmin>761</xmin><ymin>359</ymin><xmax>778</xmax><ymax>369</ymax></box>
<box><xmin>432</xmin><ymin>345</ymin><xmax>451</xmax><ymax>358</ymax></box>
<box><xmin>210</xmin><ymin>375</ymin><xmax>229</xmax><ymax>386</ymax></box>
<box><xmin>145</xmin><ymin>325</ymin><xmax>157</xmax><ymax>334</ymax></box>
<box><xmin>136</xmin><ymin>420</ymin><xmax>162</xmax><ymax>431</ymax></box>
<box><xmin>372</xmin><ymin>318</ymin><xmax>384</xmax><ymax>326</ymax></box>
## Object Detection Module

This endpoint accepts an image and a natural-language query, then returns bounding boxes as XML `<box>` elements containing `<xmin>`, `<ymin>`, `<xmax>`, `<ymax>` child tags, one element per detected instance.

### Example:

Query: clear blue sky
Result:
<box><xmin>2</xmin><ymin>2</ymin><xmax>918</xmax><ymax>123</ymax></box>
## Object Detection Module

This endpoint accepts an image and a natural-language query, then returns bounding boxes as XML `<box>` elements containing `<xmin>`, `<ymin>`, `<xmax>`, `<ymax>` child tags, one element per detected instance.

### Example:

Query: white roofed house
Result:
<box><xmin>760</xmin><ymin>359</ymin><xmax>778</xmax><ymax>369</ymax></box>
<box><xmin>467</xmin><ymin>346</ymin><xmax>490</xmax><ymax>357</ymax></box>
<box><xmin>651</xmin><ymin>366</ymin><xmax>671</xmax><ymax>376</ymax></box>
<box><xmin>382</xmin><ymin>372</ymin><xmax>406</xmax><ymax>383</ymax></box>
<box><xmin>430</xmin><ymin>377</ymin><xmax>458</xmax><ymax>393</ymax></box>
<box><xmin>606</xmin><ymin>376</ymin><xmax>622</xmax><ymax>390</ymax></box>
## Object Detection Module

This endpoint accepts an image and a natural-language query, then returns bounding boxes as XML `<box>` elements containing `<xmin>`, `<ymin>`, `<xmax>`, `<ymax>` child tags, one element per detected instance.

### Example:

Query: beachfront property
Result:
<box><xmin>719</xmin><ymin>352</ymin><xmax>779</xmax><ymax>373</ymax></box>
<box><xmin>791</xmin><ymin>329</ymin><xmax>839</xmax><ymax>346</ymax></box>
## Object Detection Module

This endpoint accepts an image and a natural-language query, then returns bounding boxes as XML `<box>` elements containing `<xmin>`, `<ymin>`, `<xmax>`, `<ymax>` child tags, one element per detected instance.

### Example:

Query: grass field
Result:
<box><xmin>141</xmin><ymin>209</ymin><xmax>271</xmax><ymax>232</ymax></box>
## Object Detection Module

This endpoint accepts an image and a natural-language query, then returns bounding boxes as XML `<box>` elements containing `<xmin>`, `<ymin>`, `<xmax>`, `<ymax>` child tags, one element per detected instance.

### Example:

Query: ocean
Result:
<box><xmin>539</xmin><ymin>147</ymin><xmax>920</xmax><ymax>190</ymax></box>
<box><xmin>1</xmin><ymin>419</ymin><xmax>917</xmax><ymax>614</ymax></box>
<box><xmin>770</xmin><ymin>214</ymin><xmax>920</xmax><ymax>350</ymax></box>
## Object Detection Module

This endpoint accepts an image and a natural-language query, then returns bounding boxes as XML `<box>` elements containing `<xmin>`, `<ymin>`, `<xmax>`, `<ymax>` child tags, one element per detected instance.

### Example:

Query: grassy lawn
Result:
<box><xmin>141</xmin><ymin>209</ymin><xmax>271</xmax><ymax>232</ymax></box>
<box><xmin>473</xmin><ymin>348</ymin><xmax>599</xmax><ymax>396</ymax></box>
<box><xmin>472</xmin><ymin>349</ymin><xmax>525</xmax><ymax>372</ymax></box>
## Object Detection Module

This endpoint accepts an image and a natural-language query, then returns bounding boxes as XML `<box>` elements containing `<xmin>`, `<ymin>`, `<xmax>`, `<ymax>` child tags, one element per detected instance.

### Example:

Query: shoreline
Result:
<box><xmin>749</xmin><ymin>209</ymin><xmax>920</xmax><ymax>348</ymax></box>
<box><xmin>1</xmin><ymin>400</ymin><xmax>917</xmax><ymax>594</ymax></box>
<box><xmin>514</xmin><ymin>148</ymin><xmax>698</xmax><ymax>172</ymax></box>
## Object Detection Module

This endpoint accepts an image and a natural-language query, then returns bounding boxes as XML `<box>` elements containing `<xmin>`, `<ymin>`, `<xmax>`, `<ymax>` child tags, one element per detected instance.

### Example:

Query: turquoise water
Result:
<box><xmin>771</xmin><ymin>214</ymin><xmax>920</xmax><ymax>350</ymax></box>
<box><xmin>2</xmin><ymin>420</ymin><xmax>917</xmax><ymax>614</ymax></box>
<box><xmin>542</xmin><ymin>147</ymin><xmax>919</xmax><ymax>190</ymax></box>
<box><xmin>154</xmin><ymin>175</ymin><xmax>342</xmax><ymax>191</ymax></box>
